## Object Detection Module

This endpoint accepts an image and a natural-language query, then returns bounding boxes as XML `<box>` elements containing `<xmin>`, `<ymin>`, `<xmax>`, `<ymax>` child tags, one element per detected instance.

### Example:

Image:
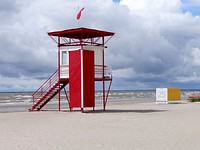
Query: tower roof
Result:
<box><xmin>48</xmin><ymin>27</ymin><xmax>114</xmax><ymax>39</ymax></box>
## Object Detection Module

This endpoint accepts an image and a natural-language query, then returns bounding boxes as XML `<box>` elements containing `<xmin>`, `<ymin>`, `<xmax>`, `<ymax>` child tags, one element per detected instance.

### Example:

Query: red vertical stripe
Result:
<box><xmin>69</xmin><ymin>50</ymin><xmax>81</xmax><ymax>108</ymax></box>
<box><xmin>83</xmin><ymin>50</ymin><xmax>95</xmax><ymax>107</ymax></box>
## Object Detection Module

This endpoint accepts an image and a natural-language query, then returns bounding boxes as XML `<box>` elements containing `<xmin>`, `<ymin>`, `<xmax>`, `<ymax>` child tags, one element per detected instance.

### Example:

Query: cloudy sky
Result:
<box><xmin>0</xmin><ymin>0</ymin><xmax>200</xmax><ymax>91</ymax></box>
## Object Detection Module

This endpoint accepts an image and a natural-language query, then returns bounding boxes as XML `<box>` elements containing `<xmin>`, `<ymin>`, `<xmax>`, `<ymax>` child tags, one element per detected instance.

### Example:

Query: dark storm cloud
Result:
<box><xmin>0</xmin><ymin>30</ymin><xmax>56</xmax><ymax>79</ymax></box>
<box><xmin>0</xmin><ymin>0</ymin><xmax>200</xmax><ymax>91</ymax></box>
<box><xmin>0</xmin><ymin>0</ymin><xmax>19</xmax><ymax>13</ymax></box>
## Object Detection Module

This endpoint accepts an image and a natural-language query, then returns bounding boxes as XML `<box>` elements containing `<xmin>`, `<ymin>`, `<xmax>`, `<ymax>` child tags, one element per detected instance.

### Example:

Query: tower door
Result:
<box><xmin>69</xmin><ymin>49</ymin><xmax>95</xmax><ymax>109</ymax></box>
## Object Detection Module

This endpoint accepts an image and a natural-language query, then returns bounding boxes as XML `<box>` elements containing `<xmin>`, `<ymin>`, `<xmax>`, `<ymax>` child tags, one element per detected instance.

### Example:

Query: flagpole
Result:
<box><xmin>77</xmin><ymin>6</ymin><xmax>80</xmax><ymax>27</ymax></box>
<box><xmin>76</xmin><ymin>7</ymin><xmax>85</xmax><ymax>27</ymax></box>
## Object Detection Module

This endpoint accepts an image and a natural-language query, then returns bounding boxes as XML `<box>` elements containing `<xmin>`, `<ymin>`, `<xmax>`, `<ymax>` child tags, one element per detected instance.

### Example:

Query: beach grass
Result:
<box><xmin>188</xmin><ymin>97</ymin><xmax>200</xmax><ymax>102</ymax></box>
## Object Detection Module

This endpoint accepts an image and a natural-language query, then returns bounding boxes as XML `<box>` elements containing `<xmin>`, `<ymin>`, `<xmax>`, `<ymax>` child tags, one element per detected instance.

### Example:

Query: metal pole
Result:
<box><xmin>80</xmin><ymin>31</ymin><xmax>84</xmax><ymax>112</ymax></box>
<box><xmin>58</xmin><ymin>36</ymin><xmax>61</xmax><ymax>111</ymax></box>
<box><xmin>102</xmin><ymin>36</ymin><xmax>106</xmax><ymax>111</ymax></box>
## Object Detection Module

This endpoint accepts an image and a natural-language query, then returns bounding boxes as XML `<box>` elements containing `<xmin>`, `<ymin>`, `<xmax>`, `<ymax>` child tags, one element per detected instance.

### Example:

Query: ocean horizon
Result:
<box><xmin>0</xmin><ymin>89</ymin><xmax>199</xmax><ymax>113</ymax></box>
<box><xmin>1</xmin><ymin>88</ymin><xmax>200</xmax><ymax>93</ymax></box>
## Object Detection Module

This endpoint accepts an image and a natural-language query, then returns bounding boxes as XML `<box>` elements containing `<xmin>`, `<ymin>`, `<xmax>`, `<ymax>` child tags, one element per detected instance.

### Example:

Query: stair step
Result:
<box><xmin>31</xmin><ymin>79</ymin><xmax>69</xmax><ymax>111</ymax></box>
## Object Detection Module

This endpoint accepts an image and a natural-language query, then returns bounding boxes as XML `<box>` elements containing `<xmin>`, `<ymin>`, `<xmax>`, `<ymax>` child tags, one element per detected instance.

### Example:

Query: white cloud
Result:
<box><xmin>120</xmin><ymin>0</ymin><xmax>181</xmax><ymax>16</ymax></box>
<box><xmin>0</xmin><ymin>0</ymin><xmax>200</xmax><ymax>91</ymax></box>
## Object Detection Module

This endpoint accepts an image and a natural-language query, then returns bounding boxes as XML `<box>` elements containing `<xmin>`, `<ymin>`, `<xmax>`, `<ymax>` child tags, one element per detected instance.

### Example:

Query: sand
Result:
<box><xmin>0</xmin><ymin>101</ymin><xmax>200</xmax><ymax>150</ymax></box>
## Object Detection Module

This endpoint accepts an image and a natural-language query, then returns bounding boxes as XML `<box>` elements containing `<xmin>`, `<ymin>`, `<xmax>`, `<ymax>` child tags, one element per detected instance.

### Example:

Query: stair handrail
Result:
<box><xmin>32</xmin><ymin>69</ymin><xmax>59</xmax><ymax>103</ymax></box>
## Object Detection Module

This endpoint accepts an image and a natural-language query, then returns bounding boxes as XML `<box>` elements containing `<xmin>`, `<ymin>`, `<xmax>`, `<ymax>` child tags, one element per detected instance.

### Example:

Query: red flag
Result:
<box><xmin>76</xmin><ymin>7</ymin><xmax>85</xmax><ymax>20</ymax></box>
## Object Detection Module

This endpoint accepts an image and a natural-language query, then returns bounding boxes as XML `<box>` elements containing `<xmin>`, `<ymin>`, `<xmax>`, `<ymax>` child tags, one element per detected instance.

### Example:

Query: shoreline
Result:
<box><xmin>0</xmin><ymin>97</ymin><xmax>188</xmax><ymax>113</ymax></box>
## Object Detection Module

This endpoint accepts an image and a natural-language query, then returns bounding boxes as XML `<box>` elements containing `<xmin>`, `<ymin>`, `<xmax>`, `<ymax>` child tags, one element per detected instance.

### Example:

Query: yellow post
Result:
<box><xmin>168</xmin><ymin>88</ymin><xmax>180</xmax><ymax>101</ymax></box>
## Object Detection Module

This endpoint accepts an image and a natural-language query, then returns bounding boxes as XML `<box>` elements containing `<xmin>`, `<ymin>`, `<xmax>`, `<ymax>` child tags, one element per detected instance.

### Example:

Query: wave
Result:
<box><xmin>0</xmin><ymin>90</ymin><xmax>198</xmax><ymax>105</ymax></box>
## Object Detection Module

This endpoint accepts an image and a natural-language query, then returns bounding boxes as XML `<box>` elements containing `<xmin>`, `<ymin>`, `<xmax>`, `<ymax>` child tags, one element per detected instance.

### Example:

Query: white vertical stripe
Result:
<box><xmin>80</xmin><ymin>49</ymin><xmax>84</xmax><ymax>108</ymax></box>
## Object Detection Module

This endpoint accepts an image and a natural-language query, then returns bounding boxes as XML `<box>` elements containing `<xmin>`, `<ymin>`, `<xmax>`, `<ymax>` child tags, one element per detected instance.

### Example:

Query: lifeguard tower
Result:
<box><xmin>29</xmin><ymin>27</ymin><xmax>114</xmax><ymax>112</ymax></box>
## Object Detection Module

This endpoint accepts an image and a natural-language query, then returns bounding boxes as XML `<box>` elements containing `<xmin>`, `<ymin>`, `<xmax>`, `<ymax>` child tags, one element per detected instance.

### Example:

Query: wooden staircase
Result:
<box><xmin>29</xmin><ymin>69</ymin><xmax>69</xmax><ymax>111</ymax></box>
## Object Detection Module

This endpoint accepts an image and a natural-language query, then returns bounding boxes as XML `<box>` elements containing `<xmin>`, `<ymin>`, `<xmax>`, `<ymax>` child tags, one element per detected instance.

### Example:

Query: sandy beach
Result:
<box><xmin>0</xmin><ymin>100</ymin><xmax>200</xmax><ymax>150</ymax></box>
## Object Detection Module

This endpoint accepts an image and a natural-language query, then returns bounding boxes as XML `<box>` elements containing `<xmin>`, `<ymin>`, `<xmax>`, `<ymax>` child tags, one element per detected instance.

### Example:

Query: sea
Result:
<box><xmin>0</xmin><ymin>90</ymin><xmax>199</xmax><ymax>113</ymax></box>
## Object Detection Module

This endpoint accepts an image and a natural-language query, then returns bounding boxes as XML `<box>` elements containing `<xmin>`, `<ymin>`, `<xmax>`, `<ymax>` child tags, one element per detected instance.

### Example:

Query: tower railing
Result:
<box><xmin>60</xmin><ymin>65</ymin><xmax>69</xmax><ymax>78</ymax></box>
<box><xmin>32</xmin><ymin>64</ymin><xmax>112</xmax><ymax>104</ymax></box>
<box><xmin>60</xmin><ymin>65</ymin><xmax>112</xmax><ymax>79</ymax></box>
<box><xmin>95</xmin><ymin>65</ymin><xmax>112</xmax><ymax>79</ymax></box>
